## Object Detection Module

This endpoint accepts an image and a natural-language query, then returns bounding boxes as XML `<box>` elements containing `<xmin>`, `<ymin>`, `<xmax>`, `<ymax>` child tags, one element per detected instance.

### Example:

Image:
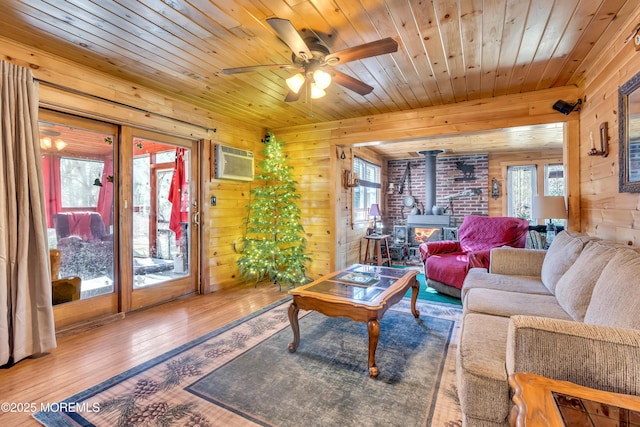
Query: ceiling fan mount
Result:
<box><xmin>222</xmin><ymin>18</ymin><xmax>398</xmax><ymax>102</ymax></box>
<box><xmin>293</xmin><ymin>37</ymin><xmax>330</xmax><ymax>64</ymax></box>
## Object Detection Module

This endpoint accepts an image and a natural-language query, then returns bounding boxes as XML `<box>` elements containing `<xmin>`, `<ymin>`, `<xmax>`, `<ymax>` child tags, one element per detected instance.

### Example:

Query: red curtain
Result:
<box><xmin>41</xmin><ymin>153</ymin><xmax>61</xmax><ymax>228</ymax></box>
<box><xmin>96</xmin><ymin>159</ymin><xmax>114</xmax><ymax>228</ymax></box>
<box><xmin>168</xmin><ymin>148</ymin><xmax>188</xmax><ymax>240</ymax></box>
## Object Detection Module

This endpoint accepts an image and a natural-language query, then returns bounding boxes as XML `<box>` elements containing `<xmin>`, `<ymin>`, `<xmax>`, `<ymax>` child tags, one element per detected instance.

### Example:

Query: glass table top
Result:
<box><xmin>294</xmin><ymin>264</ymin><xmax>415</xmax><ymax>303</ymax></box>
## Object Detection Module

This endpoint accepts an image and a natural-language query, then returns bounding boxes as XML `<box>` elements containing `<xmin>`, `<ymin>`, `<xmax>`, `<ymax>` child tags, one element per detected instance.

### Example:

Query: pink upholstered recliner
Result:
<box><xmin>419</xmin><ymin>215</ymin><xmax>529</xmax><ymax>298</ymax></box>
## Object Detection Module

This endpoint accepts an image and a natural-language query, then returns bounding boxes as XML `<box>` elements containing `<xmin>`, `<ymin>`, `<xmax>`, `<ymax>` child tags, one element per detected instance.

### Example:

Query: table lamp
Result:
<box><xmin>369</xmin><ymin>203</ymin><xmax>382</xmax><ymax>235</ymax></box>
<box><xmin>532</xmin><ymin>196</ymin><xmax>567</xmax><ymax>245</ymax></box>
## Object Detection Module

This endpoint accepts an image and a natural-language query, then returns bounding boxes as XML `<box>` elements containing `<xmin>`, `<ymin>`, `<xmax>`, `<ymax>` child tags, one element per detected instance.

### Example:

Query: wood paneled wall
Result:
<box><xmin>0</xmin><ymin>36</ymin><xmax>266</xmax><ymax>293</ymax></box>
<box><xmin>578</xmin><ymin>4</ymin><xmax>640</xmax><ymax>246</ymax></box>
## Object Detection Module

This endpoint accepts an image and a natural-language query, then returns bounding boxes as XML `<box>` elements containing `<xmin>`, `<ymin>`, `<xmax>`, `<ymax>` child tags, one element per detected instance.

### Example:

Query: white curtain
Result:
<box><xmin>0</xmin><ymin>61</ymin><xmax>56</xmax><ymax>366</ymax></box>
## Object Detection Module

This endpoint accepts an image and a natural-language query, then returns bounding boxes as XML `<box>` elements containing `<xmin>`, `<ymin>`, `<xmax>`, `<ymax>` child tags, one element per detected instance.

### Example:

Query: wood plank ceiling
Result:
<box><xmin>0</xmin><ymin>0</ymin><xmax>630</xmax><ymax>159</ymax></box>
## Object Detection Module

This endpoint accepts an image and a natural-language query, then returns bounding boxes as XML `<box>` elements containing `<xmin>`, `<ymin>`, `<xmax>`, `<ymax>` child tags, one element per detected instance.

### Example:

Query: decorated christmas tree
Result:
<box><xmin>237</xmin><ymin>132</ymin><xmax>310</xmax><ymax>288</ymax></box>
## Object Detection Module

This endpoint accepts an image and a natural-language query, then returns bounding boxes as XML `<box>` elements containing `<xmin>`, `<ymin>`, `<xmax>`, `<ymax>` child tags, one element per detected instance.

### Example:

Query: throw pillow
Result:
<box><xmin>585</xmin><ymin>249</ymin><xmax>640</xmax><ymax>329</ymax></box>
<box><xmin>554</xmin><ymin>241</ymin><xmax>618</xmax><ymax>321</ymax></box>
<box><xmin>540</xmin><ymin>230</ymin><xmax>591</xmax><ymax>293</ymax></box>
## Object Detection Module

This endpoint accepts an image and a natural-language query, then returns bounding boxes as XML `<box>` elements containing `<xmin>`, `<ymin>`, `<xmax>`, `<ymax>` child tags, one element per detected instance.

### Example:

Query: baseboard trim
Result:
<box><xmin>55</xmin><ymin>312</ymin><xmax>125</xmax><ymax>337</ymax></box>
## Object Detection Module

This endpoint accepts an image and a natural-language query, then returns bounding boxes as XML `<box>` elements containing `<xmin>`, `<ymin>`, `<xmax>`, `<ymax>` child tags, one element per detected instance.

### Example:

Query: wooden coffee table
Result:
<box><xmin>287</xmin><ymin>264</ymin><xmax>420</xmax><ymax>378</ymax></box>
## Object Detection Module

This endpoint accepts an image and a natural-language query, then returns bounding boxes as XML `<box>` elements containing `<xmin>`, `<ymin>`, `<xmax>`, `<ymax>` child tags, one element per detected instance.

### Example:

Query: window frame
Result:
<box><xmin>544</xmin><ymin>163</ymin><xmax>565</xmax><ymax>196</ymax></box>
<box><xmin>59</xmin><ymin>156</ymin><xmax>105</xmax><ymax>209</ymax></box>
<box><xmin>352</xmin><ymin>157</ymin><xmax>381</xmax><ymax>224</ymax></box>
<box><xmin>544</xmin><ymin>163</ymin><xmax>566</xmax><ymax>227</ymax></box>
<box><xmin>502</xmin><ymin>159</ymin><xmax>566</xmax><ymax>225</ymax></box>
<box><xmin>507</xmin><ymin>164</ymin><xmax>538</xmax><ymax>221</ymax></box>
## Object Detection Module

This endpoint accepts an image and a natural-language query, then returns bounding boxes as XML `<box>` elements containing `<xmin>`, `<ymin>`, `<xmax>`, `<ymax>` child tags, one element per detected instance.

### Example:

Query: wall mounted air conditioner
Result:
<box><xmin>214</xmin><ymin>144</ymin><xmax>254</xmax><ymax>181</ymax></box>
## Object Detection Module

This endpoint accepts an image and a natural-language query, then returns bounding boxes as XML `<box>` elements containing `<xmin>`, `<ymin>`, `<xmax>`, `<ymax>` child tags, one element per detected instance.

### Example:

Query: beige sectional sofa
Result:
<box><xmin>456</xmin><ymin>230</ymin><xmax>640</xmax><ymax>427</ymax></box>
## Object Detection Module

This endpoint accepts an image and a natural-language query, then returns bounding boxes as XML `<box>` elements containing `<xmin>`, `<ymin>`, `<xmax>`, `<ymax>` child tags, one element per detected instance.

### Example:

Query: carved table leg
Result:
<box><xmin>410</xmin><ymin>277</ymin><xmax>421</xmax><ymax>318</ymax></box>
<box><xmin>367</xmin><ymin>319</ymin><xmax>380</xmax><ymax>378</ymax></box>
<box><xmin>288</xmin><ymin>301</ymin><xmax>300</xmax><ymax>353</ymax></box>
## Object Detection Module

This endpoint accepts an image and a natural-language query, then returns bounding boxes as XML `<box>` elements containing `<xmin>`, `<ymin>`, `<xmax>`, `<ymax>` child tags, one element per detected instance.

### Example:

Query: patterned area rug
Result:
<box><xmin>34</xmin><ymin>298</ymin><xmax>462</xmax><ymax>427</ymax></box>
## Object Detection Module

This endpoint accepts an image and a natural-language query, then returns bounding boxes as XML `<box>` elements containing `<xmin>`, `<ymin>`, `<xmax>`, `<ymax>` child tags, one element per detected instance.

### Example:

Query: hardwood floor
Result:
<box><xmin>0</xmin><ymin>283</ymin><xmax>287</xmax><ymax>426</ymax></box>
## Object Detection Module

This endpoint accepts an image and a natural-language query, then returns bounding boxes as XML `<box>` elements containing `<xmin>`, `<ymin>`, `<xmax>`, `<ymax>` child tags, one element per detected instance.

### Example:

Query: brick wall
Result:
<box><xmin>386</xmin><ymin>154</ymin><xmax>488</xmax><ymax>227</ymax></box>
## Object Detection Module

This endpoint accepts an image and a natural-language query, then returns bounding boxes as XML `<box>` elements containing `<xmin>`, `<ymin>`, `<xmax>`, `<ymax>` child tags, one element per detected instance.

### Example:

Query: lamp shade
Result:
<box><xmin>313</xmin><ymin>69</ymin><xmax>331</xmax><ymax>90</ymax></box>
<box><xmin>286</xmin><ymin>73</ymin><xmax>305</xmax><ymax>94</ymax></box>
<box><xmin>369</xmin><ymin>203</ymin><xmax>382</xmax><ymax>217</ymax></box>
<box><xmin>310</xmin><ymin>83</ymin><xmax>326</xmax><ymax>99</ymax></box>
<box><xmin>532</xmin><ymin>196</ymin><xmax>567</xmax><ymax>220</ymax></box>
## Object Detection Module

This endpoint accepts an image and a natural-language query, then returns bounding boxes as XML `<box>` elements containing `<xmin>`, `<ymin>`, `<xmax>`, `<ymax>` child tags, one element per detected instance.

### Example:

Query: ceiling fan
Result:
<box><xmin>221</xmin><ymin>18</ymin><xmax>398</xmax><ymax>102</ymax></box>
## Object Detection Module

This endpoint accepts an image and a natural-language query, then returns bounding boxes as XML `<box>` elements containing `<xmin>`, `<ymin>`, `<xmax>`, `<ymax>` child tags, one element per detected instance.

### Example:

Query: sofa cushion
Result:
<box><xmin>585</xmin><ymin>249</ymin><xmax>640</xmax><ymax>329</ymax></box>
<box><xmin>457</xmin><ymin>313</ymin><xmax>511</xmax><ymax>424</ymax></box>
<box><xmin>489</xmin><ymin>247</ymin><xmax>547</xmax><ymax>277</ymax></box>
<box><xmin>554</xmin><ymin>241</ymin><xmax>618</xmax><ymax>321</ymax></box>
<box><xmin>464</xmin><ymin>288</ymin><xmax>572</xmax><ymax>320</ymax></box>
<box><xmin>540</xmin><ymin>230</ymin><xmax>592</xmax><ymax>293</ymax></box>
<box><xmin>461</xmin><ymin>268</ymin><xmax>551</xmax><ymax>301</ymax></box>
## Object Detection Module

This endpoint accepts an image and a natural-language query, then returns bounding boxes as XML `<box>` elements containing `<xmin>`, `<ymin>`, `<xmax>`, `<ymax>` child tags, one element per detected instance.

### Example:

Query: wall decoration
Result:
<box><xmin>618</xmin><ymin>70</ymin><xmax>640</xmax><ymax>192</ymax></box>
<box><xmin>343</xmin><ymin>170</ymin><xmax>359</xmax><ymax>188</ymax></box>
<box><xmin>588</xmin><ymin>123</ymin><xmax>609</xmax><ymax>157</ymax></box>
<box><xmin>397</xmin><ymin>162</ymin><xmax>411</xmax><ymax>194</ymax></box>
<box><xmin>386</xmin><ymin>155</ymin><xmax>488</xmax><ymax>227</ymax></box>
<box><xmin>454</xmin><ymin>161</ymin><xmax>476</xmax><ymax>181</ymax></box>
<box><xmin>491</xmin><ymin>178</ymin><xmax>500</xmax><ymax>199</ymax></box>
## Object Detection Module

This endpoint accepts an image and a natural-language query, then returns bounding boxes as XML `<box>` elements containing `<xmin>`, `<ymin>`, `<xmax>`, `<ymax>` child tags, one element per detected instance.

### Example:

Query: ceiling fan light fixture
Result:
<box><xmin>286</xmin><ymin>73</ymin><xmax>305</xmax><ymax>94</ymax></box>
<box><xmin>54</xmin><ymin>139</ymin><xmax>67</xmax><ymax>151</ymax></box>
<box><xmin>310</xmin><ymin>83</ymin><xmax>326</xmax><ymax>99</ymax></box>
<box><xmin>313</xmin><ymin>69</ymin><xmax>331</xmax><ymax>90</ymax></box>
<box><xmin>40</xmin><ymin>137</ymin><xmax>52</xmax><ymax>150</ymax></box>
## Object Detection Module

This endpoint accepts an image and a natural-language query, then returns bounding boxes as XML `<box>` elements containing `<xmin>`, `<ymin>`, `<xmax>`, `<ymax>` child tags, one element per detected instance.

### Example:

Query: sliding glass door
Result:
<box><xmin>39</xmin><ymin>111</ymin><xmax>201</xmax><ymax>327</ymax></box>
<box><xmin>120</xmin><ymin>128</ymin><xmax>200</xmax><ymax>311</ymax></box>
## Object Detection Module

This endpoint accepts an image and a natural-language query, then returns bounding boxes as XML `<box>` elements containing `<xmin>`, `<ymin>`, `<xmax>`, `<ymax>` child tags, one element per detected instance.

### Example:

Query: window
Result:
<box><xmin>544</xmin><ymin>164</ymin><xmax>565</xmax><ymax>196</ymax></box>
<box><xmin>507</xmin><ymin>165</ymin><xmax>537</xmax><ymax>221</ymax></box>
<box><xmin>544</xmin><ymin>164</ymin><xmax>566</xmax><ymax>227</ymax></box>
<box><xmin>60</xmin><ymin>157</ymin><xmax>104</xmax><ymax>208</ymax></box>
<box><xmin>506</xmin><ymin>163</ymin><xmax>566</xmax><ymax>224</ymax></box>
<box><xmin>39</xmin><ymin>113</ymin><xmax>116</xmax><ymax>300</ymax></box>
<box><xmin>353</xmin><ymin>157</ymin><xmax>381</xmax><ymax>222</ymax></box>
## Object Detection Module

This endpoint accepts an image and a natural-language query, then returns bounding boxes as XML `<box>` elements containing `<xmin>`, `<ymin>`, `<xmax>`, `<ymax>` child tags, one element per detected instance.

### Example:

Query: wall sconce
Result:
<box><xmin>343</xmin><ymin>170</ymin><xmax>359</xmax><ymax>188</ymax></box>
<box><xmin>386</xmin><ymin>182</ymin><xmax>396</xmax><ymax>194</ymax></box>
<box><xmin>491</xmin><ymin>178</ymin><xmax>500</xmax><ymax>200</ymax></box>
<box><xmin>588</xmin><ymin>122</ymin><xmax>609</xmax><ymax>157</ymax></box>
<box><xmin>552</xmin><ymin>98</ymin><xmax>582</xmax><ymax>115</ymax></box>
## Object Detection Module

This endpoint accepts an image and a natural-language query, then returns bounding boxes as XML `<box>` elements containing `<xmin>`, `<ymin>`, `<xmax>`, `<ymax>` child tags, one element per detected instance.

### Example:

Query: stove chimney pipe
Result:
<box><xmin>419</xmin><ymin>150</ymin><xmax>444</xmax><ymax>214</ymax></box>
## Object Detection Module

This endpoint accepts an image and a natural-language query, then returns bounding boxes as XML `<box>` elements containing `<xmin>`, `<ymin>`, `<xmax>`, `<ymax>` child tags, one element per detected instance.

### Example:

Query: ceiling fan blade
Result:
<box><xmin>284</xmin><ymin>89</ymin><xmax>301</xmax><ymax>102</ymax></box>
<box><xmin>332</xmin><ymin>71</ymin><xmax>374</xmax><ymax>96</ymax></box>
<box><xmin>221</xmin><ymin>64</ymin><xmax>301</xmax><ymax>75</ymax></box>
<box><xmin>324</xmin><ymin>38</ymin><xmax>398</xmax><ymax>65</ymax></box>
<box><xmin>266</xmin><ymin>18</ymin><xmax>313</xmax><ymax>61</ymax></box>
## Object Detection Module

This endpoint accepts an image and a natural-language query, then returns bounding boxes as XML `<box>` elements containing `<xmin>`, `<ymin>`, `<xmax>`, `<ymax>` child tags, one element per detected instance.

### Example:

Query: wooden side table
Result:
<box><xmin>509</xmin><ymin>372</ymin><xmax>640</xmax><ymax>426</ymax></box>
<box><xmin>362</xmin><ymin>234</ymin><xmax>392</xmax><ymax>267</ymax></box>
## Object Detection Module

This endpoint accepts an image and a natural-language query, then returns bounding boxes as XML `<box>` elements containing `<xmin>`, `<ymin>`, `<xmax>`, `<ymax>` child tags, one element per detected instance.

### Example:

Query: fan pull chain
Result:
<box><xmin>307</xmin><ymin>79</ymin><xmax>314</xmax><ymax>118</ymax></box>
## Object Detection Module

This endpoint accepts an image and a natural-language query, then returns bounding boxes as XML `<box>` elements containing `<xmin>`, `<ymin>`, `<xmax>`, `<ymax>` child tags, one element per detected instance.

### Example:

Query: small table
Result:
<box><xmin>362</xmin><ymin>234</ymin><xmax>392</xmax><ymax>266</ymax></box>
<box><xmin>287</xmin><ymin>264</ymin><xmax>420</xmax><ymax>378</ymax></box>
<box><xmin>509</xmin><ymin>372</ymin><xmax>640</xmax><ymax>426</ymax></box>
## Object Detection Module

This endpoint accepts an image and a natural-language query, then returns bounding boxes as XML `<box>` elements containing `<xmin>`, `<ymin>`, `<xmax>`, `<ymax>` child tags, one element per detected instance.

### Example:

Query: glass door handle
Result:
<box><xmin>192</xmin><ymin>211</ymin><xmax>200</xmax><ymax>226</ymax></box>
